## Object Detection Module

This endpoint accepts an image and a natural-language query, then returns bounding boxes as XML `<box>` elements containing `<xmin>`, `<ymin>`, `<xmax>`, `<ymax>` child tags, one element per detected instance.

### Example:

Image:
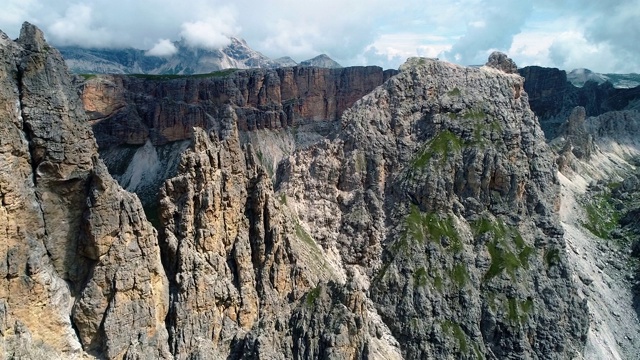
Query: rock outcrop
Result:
<box><xmin>300</xmin><ymin>54</ymin><xmax>343</xmax><ymax>69</ymax></box>
<box><xmin>485</xmin><ymin>51</ymin><xmax>518</xmax><ymax>74</ymax></box>
<box><xmin>275</xmin><ymin>57</ymin><xmax>589</xmax><ymax>358</ymax></box>
<box><xmin>81</xmin><ymin>66</ymin><xmax>399</xmax><ymax>148</ymax></box>
<box><xmin>0</xmin><ymin>23</ymin><xmax>169</xmax><ymax>359</ymax></box>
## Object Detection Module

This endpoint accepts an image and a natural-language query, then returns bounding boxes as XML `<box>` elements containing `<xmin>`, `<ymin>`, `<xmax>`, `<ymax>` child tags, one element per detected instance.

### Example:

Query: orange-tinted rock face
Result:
<box><xmin>81</xmin><ymin>67</ymin><xmax>398</xmax><ymax>147</ymax></box>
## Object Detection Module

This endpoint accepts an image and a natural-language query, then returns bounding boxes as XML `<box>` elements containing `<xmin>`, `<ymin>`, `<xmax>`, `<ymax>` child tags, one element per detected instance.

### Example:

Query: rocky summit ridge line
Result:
<box><xmin>0</xmin><ymin>23</ymin><xmax>597</xmax><ymax>359</ymax></box>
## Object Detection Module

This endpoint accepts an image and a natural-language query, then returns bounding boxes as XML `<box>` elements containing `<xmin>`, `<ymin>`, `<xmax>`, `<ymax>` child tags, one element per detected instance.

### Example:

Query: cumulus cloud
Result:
<box><xmin>0</xmin><ymin>0</ymin><xmax>638</xmax><ymax>72</ymax></box>
<box><xmin>47</xmin><ymin>3</ymin><xmax>115</xmax><ymax>47</ymax></box>
<box><xmin>444</xmin><ymin>0</ymin><xmax>533</xmax><ymax>65</ymax></box>
<box><xmin>180</xmin><ymin>7</ymin><xmax>239</xmax><ymax>49</ymax></box>
<box><xmin>146</xmin><ymin>39</ymin><xmax>178</xmax><ymax>56</ymax></box>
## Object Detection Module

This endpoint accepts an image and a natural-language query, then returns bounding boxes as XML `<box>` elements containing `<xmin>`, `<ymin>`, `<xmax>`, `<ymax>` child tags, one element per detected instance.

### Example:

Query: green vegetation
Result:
<box><xmin>355</xmin><ymin>152</ymin><xmax>367</xmax><ymax>173</ymax></box>
<box><xmin>306</xmin><ymin>286</ymin><xmax>321</xmax><ymax>306</ymax></box>
<box><xmin>79</xmin><ymin>74</ymin><xmax>97</xmax><ymax>80</ymax></box>
<box><xmin>403</xmin><ymin>205</ymin><xmax>463</xmax><ymax>252</ymax></box>
<box><xmin>471</xmin><ymin>120</ymin><xmax>503</xmax><ymax>146</ymax></box>
<box><xmin>414</xmin><ymin>267</ymin><xmax>428</xmax><ymax>287</ymax></box>
<box><xmin>442</xmin><ymin>321</ymin><xmax>469</xmax><ymax>353</ymax></box>
<box><xmin>278</xmin><ymin>193</ymin><xmax>287</xmax><ymax>205</ymax></box>
<box><xmin>451</xmin><ymin>264</ymin><xmax>468</xmax><ymax>287</ymax></box>
<box><xmin>295</xmin><ymin>222</ymin><xmax>315</xmax><ymax>247</ymax></box>
<box><xmin>433</xmin><ymin>274</ymin><xmax>443</xmax><ymax>292</ymax></box>
<box><xmin>411</xmin><ymin>130</ymin><xmax>463</xmax><ymax>169</ymax></box>
<box><xmin>545</xmin><ymin>248</ymin><xmax>560</xmax><ymax>267</ymax></box>
<box><xmin>462</xmin><ymin>108</ymin><xmax>486</xmax><ymax>120</ymax></box>
<box><xmin>447</xmin><ymin>87</ymin><xmax>461</xmax><ymax>96</ymax></box>
<box><xmin>129</xmin><ymin>68</ymin><xmax>237</xmax><ymax>80</ymax></box>
<box><xmin>583</xmin><ymin>192</ymin><xmax>621</xmax><ymax>239</ymax></box>
<box><xmin>472</xmin><ymin>217</ymin><xmax>533</xmax><ymax>281</ymax></box>
<box><xmin>507</xmin><ymin>297</ymin><xmax>534</xmax><ymax>325</ymax></box>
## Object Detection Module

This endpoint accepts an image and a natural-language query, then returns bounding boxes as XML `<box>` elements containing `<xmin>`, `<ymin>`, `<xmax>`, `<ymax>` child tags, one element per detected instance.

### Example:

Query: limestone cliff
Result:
<box><xmin>275</xmin><ymin>58</ymin><xmax>588</xmax><ymax>358</ymax></box>
<box><xmin>1</xmin><ymin>23</ymin><xmax>592</xmax><ymax>360</ymax></box>
<box><xmin>81</xmin><ymin>66</ymin><xmax>398</xmax><ymax>148</ymax></box>
<box><xmin>0</xmin><ymin>23</ymin><xmax>169</xmax><ymax>359</ymax></box>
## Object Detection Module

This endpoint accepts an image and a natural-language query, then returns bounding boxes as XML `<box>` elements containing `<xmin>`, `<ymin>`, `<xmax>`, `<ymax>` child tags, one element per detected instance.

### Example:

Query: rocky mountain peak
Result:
<box><xmin>300</xmin><ymin>53</ymin><xmax>342</xmax><ymax>68</ymax></box>
<box><xmin>16</xmin><ymin>22</ymin><xmax>47</xmax><ymax>52</ymax></box>
<box><xmin>485</xmin><ymin>51</ymin><xmax>518</xmax><ymax>74</ymax></box>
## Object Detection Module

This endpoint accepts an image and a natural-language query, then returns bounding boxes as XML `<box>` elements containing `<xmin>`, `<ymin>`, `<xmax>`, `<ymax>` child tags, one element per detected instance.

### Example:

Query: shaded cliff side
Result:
<box><xmin>519</xmin><ymin>66</ymin><xmax>640</xmax><ymax>139</ymax></box>
<box><xmin>81</xmin><ymin>66</ymin><xmax>398</xmax><ymax>148</ymax></box>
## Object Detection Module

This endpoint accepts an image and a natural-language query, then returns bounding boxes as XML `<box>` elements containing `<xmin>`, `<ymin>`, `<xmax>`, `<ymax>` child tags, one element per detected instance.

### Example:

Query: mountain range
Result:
<box><xmin>59</xmin><ymin>36</ymin><xmax>342</xmax><ymax>75</ymax></box>
<box><xmin>1</xmin><ymin>22</ymin><xmax>640</xmax><ymax>360</ymax></box>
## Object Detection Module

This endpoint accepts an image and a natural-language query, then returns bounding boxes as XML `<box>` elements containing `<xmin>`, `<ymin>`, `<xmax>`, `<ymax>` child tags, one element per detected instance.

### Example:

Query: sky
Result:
<box><xmin>1</xmin><ymin>0</ymin><xmax>639</xmax><ymax>73</ymax></box>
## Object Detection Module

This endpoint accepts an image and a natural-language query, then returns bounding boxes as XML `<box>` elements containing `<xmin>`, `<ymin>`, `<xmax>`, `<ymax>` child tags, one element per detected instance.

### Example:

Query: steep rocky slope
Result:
<box><xmin>550</xmin><ymin>107</ymin><xmax>640</xmax><ymax>359</ymax></box>
<box><xmin>274</xmin><ymin>57</ymin><xmax>588</xmax><ymax>358</ymax></box>
<box><xmin>81</xmin><ymin>66</ymin><xmax>398</xmax><ymax>148</ymax></box>
<box><xmin>1</xmin><ymin>23</ymin><xmax>593</xmax><ymax>359</ymax></box>
<box><xmin>0</xmin><ymin>24</ymin><xmax>169</xmax><ymax>359</ymax></box>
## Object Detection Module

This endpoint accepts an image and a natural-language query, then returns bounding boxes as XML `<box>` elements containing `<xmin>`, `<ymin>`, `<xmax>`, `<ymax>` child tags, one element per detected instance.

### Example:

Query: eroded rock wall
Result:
<box><xmin>0</xmin><ymin>23</ymin><xmax>169</xmax><ymax>359</ymax></box>
<box><xmin>81</xmin><ymin>66</ymin><xmax>399</xmax><ymax>148</ymax></box>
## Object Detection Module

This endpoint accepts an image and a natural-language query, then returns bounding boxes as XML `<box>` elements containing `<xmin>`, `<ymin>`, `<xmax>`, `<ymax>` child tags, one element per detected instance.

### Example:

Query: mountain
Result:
<box><xmin>3</xmin><ymin>22</ymin><xmax>640</xmax><ymax>359</ymax></box>
<box><xmin>567</xmin><ymin>68</ymin><xmax>640</xmax><ymax>89</ymax></box>
<box><xmin>519</xmin><ymin>65</ymin><xmax>640</xmax><ymax>139</ymax></box>
<box><xmin>59</xmin><ymin>39</ymin><xmax>345</xmax><ymax>75</ymax></box>
<box><xmin>59</xmin><ymin>37</ymin><xmax>279</xmax><ymax>75</ymax></box>
<box><xmin>299</xmin><ymin>54</ymin><xmax>342</xmax><ymax>68</ymax></box>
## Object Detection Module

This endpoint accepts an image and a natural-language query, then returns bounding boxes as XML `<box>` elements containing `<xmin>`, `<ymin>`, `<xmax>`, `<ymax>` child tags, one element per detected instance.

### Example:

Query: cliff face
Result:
<box><xmin>1</xmin><ymin>24</ymin><xmax>591</xmax><ymax>360</ymax></box>
<box><xmin>275</xmin><ymin>58</ymin><xmax>588</xmax><ymax>358</ymax></box>
<box><xmin>0</xmin><ymin>24</ymin><xmax>169</xmax><ymax>359</ymax></box>
<box><xmin>82</xmin><ymin>66</ymin><xmax>399</xmax><ymax>148</ymax></box>
<box><xmin>519</xmin><ymin>66</ymin><xmax>640</xmax><ymax>139</ymax></box>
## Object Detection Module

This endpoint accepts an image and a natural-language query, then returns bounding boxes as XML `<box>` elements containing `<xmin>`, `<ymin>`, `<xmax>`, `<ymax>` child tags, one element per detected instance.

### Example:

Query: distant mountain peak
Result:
<box><xmin>300</xmin><ymin>54</ymin><xmax>342</xmax><ymax>68</ymax></box>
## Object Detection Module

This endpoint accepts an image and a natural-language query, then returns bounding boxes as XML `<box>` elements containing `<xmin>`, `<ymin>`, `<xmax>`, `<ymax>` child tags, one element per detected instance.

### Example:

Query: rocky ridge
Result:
<box><xmin>60</xmin><ymin>37</ymin><xmax>284</xmax><ymax>75</ymax></box>
<box><xmin>273</xmin><ymin>56</ymin><xmax>589</xmax><ymax>358</ymax></box>
<box><xmin>1</xmin><ymin>25</ymin><xmax>593</xmax><ymax>360</ymax></box>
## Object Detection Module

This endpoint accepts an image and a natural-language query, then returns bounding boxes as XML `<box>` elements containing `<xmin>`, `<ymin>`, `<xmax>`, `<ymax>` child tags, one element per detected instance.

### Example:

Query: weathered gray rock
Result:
<box><xmin>486</xmin><ymin>51</ymin><xmax>518</xmax><ymax>74</ymax></box>
<box><xmin>277</xmin><ymin>57</ymin><xmax>589</xmax><ymax>358</ymax></box>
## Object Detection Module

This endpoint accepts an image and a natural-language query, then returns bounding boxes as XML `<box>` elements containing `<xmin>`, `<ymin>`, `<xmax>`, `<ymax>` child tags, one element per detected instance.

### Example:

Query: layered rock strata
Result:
<box><xmin>81</xmin><ymin>66</ymin><xmax>398</xmax><ymax>148</ymax></box>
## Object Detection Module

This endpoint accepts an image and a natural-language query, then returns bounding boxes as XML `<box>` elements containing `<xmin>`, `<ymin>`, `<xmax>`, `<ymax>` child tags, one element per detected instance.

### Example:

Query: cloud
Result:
<box><xmin>180</xmin><ymin>7</ymin><xmax>239</xmax><ymax>49</ymax></box>
<box><xmin>47</xmin><ymin>3</ymin><xmax>115</xmax><ymax>47</ymax></box>
<box><xmin>0</xmin><ymin>0</ymin><xmax>638</xmax><ymax>73</ymax></box>
<box><xmin>146</xmin><ymin>39</ymin><xmax>178</xmax><ymax>56</ymax></box>
<box><xmin>444</xmin><ymin>0</ymin><xmax>533</xmax><ymax>65</ymax></box>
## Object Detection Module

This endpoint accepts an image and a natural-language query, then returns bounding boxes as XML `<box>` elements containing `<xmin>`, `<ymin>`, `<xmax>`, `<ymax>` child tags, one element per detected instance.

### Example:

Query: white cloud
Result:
<box><xmin>0</xmin><ymin>0</ymin><xmax>638</xmax><ymax>73</ymax></box>
<box><xmin>47</xmin><ymin>3</ymin><xmax>115</xmax><ymax>47</ymax></box>
<box><xmin>180</xmin><ymin>7</ymin><xmax>239</xmax><ymax>49</ymax></box>
<box><xmin>146</xmin><ymin>39</ymin><xmax>178</xmax><ymax>56</ymax></box>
